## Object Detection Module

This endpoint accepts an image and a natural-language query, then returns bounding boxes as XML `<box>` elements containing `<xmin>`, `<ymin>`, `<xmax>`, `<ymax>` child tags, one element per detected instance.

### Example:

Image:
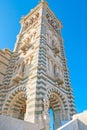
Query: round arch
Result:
<box><xmin>2</xmin><ymin>86</ymin><xmax>27</xmax><ymax>120</ymax></box>
<box><xmin>45</xmin><ymin>87</ymin><xmax>69</xmax><ymax>129</ymax></box>
<box><xmin>46</xmin><ymin>87</ymin><xmax>68</xmax><ymax>111</ymax></box>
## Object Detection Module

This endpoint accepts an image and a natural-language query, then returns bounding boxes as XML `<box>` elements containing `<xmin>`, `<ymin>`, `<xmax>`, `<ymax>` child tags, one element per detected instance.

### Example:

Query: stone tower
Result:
<box><xmin>0</xmin><ymin>1</ymin><xmax>76</xmax><ymax>129</ymax></box>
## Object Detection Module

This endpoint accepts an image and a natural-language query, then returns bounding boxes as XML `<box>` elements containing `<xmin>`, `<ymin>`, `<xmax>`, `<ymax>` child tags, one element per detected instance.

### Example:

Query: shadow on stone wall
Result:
<box><xmin>78</xmin><ymin>119</ymin><xmax>87</xmax><ymax>130</ymax></box>
<box><xmin>0</xmin><ymin>115</ymin><xmax>39</xmax><ymax>130</ymax></box>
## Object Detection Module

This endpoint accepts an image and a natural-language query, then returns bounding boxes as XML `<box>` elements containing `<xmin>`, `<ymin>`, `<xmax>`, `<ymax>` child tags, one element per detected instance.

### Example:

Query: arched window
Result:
<box><xmin>54</xmin><ymin>64</ymin><xmax>57</xmax><ymax>75</ymax></box>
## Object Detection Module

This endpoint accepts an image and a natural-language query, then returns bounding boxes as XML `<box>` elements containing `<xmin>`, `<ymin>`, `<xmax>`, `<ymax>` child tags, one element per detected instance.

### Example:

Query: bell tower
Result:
<box><xmin>0</xmin><ymin>1</ymin><xmax>76</xmax><ymax>130</ymax></box>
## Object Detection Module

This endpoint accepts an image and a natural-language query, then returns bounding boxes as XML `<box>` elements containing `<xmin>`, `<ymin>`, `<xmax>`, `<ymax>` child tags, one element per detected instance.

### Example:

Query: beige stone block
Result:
<box><xmin>0</xmin><ymin>115</ymin><xmax>39</xmax><ymax>130</ymax></box>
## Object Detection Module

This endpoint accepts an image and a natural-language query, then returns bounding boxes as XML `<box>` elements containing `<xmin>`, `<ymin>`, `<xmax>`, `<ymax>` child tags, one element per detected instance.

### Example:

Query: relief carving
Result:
<box><xmin>21</xmin><ymin>33</ymin><xmax>30</xmax><ymax>53</ymax></box>
<box><xmin>22</xmin><ymin>33</ymin><xmax>30</xmax><ymax>44</ymax></box>
<box><xmin>42</xmin><ymin>96</ymin><xmax>50</xmax><ymax>130</ymax></box>
<box><xmin>20</xmin><ymin>30</ymin><xmax>36</xmax><ymax>54</ymax></box>
<box><xmin>12</xmin><ymin>61</ymin><xmax>25</xmax><ymax>83</ymax></box>
<box><xmin>43</xmin><ymin>97</ymin><xmax>49</xmax><ymax>114</ymax></box>
<box><xmin>23</xmin><ymin>12</ymin><xmax>39</xmax><ymax>31</ymax></box>
<box><xmin>46</xmin><ymin>13</ymin><xmax>59</xmax><ymax>33</ymax></box>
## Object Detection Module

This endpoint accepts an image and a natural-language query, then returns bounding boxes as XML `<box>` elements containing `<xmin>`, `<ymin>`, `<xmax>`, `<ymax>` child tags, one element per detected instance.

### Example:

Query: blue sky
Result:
<box><xmin>0</xmin><ymin>0</ymin><xmax>87</xmax><ymax>113</ymax></box>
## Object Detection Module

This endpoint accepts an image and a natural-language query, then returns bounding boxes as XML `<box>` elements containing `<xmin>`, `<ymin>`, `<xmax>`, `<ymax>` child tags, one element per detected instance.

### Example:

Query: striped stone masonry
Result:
<box><xmin>0</xmin><ymin>1</ymin><xmax>76</xmax><ymax>130</ymax></box>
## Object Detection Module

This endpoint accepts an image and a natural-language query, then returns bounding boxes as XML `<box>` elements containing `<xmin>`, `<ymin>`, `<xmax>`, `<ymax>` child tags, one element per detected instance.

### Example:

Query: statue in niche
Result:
<box><xmin>29</xmin><ymin>17</ymin><xmax>34</xmax><ymax>25</ymax></box>
<box><xmin>25</xmin><ymin>21</ymin><xmax>28</xmax><ymax>26</ymax></box>
<box><xmin>34</xmin><ymin>13</ymin><xmax>39</xmax><ymax>20</ymax></box>
<box><xmin>36</xmin><ymin>12</ymin><xmax>39</xmax><ymax>18</ymax></box>
<box><xmin>22</xmin><ymin>33</ymin><xmax>30</xmax><ymax>45</ymax></box>
<box><xmin>25</xmin><ymin>54</ymin><xmax>33</xmax><ymax>65</ymax></box>
<box><xmin>17</xmin><ymin>62</ymin><xmax>25</xmax><ymax>77</ymax></box>
<box><xmin>13</xmin><ymin>61</ymin><xmax>25</xmax><ymax>77</ymax></box>
<box><xmin>24</xmin><ymin>37</ymin><xmax>30</xmax><ymax>44</ymax></box>
<box><xmin>24</xmin><ymin>58</ymin><xmax>29</xmax><ymax>65</ymax></box>
<box><xmin>43</xmin><ymin>96</ymin><xmax>49</xmax><ymax>115</ymax></box>
<box><xmin>31</xmin><ymin>31</ymin><xmax>36</xmax><ymax>41</ymax></box>
<box><xmin>33</xmin><ymin>32</ymin><xmax>36</xmax><ymax>38</ymax></box>
<box><xmin>21</xmin><ymin>33</ymin><xmax>31</xmax><ymax>53</ymax></box>
<box><xmin>53</xmin><ymin>22</ymin><xmax>57</xmax><ymax>30</ymax></box>
<box><xmin>12</xmin><ymin>61</ymin><xmax>25</xmax><ymax>84</ymax></box>
<box><xmin>23</xmin><ymin>54</ymin><xmax>33</xmax><ymax>76</ymax></box>
<box><xmin>23</xmin><ymin>58</ymin><xmax>30</xmax><ymax>76</ymax></box>
<box><xmin>42</xmin><ymin>96</ymin><xmax>50</xmax><ymax>129</ymax></box>
<box><xmin>29</xmin><ymin>54</ymin><xmax>33</xmax><ymax>65</ymax></box>
<box><xmin>48</xmin><ymin>16</ymin><xmax>52</xmax><ymax>24</ymax></box>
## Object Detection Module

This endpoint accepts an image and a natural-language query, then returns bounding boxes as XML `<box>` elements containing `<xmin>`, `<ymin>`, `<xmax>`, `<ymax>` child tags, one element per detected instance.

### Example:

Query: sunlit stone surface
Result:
<box><xmin>0</xmin><ymin>1</ymin><xmax>76</xmax><ymax>130</ymax></box>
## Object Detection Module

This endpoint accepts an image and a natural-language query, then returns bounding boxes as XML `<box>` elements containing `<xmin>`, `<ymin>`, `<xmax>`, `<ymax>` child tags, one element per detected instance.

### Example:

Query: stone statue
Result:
<box><xmin>42</xmin><ymin>96</ymin><xmax>50</xmax><ymax>130</ymax></box>
<box><xmin>22</xmin><ymin>33</ymin><xmax>30</xmax><ymax>44</ymax></box>
<box><xmin>43</xmin><ymin>97</ymin><xmax>49</xmax><ymax>114</ymax></box>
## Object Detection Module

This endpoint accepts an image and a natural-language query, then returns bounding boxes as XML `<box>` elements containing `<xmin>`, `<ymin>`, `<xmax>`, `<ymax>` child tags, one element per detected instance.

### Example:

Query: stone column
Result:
<box><xmin>54</xmin><ymin>110</ymin><xmax>61</xmax><ymax>129</ymax></box>
<box><xmin>42</xmin><ymin>97</ymin><xmax>50</xmax><ymax>130</ymax></box>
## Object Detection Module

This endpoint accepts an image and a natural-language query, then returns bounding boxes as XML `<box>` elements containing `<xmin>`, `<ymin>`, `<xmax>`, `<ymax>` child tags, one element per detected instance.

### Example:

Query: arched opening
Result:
<box><xmin>49</xmin><ymin>108</ymin><xmax>55</xmax><ymax>130</ymax></box>
<box><xmin>49</xmin><ymin>92</ymin><xmax>67</xmax><ymax>129</ymax></box>
<box><xmin>7</xmin><ymin>92</ymin><xmax>27</xmax><ymax>120</ymax></box>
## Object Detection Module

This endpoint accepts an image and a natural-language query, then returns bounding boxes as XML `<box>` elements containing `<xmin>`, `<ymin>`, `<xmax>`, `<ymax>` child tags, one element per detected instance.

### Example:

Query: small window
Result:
<box><xmin>54</xmin><ymin>64</ymin><xmax>57</xmax><ymax>75</ymax></box>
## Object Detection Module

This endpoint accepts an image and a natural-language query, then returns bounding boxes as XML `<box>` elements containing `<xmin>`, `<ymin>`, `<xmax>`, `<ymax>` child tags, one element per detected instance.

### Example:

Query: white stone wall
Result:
<box><xmin>73</xmin><ymin>111</ymin><xmax>87</xmax><ymax>130</ymax></box>
<box><xmin>57</xmin><ymin>119</ymin><xmax>79</xmax><ymax>130</ymax></box>
<box><xmin>57</xmin><ymin>111</ymin><xmax>87</xmax><ymax>130</ymax></box>
<box><xmin>0</xmin><ymin>115</ymin><xmax>39</xmax><ymax>130</ymax></box>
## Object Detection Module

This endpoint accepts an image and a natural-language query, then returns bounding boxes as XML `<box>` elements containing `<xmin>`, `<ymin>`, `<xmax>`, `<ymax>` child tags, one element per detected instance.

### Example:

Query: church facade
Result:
<box><xmin>0</xmin><ymin>1</ymin><xmax>76</xmax><ymax>129</ymax></box>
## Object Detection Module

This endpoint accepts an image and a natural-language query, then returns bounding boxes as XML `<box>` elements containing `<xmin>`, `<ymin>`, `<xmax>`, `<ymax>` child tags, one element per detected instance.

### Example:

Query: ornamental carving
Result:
<box><xmin>23</xmin><ymin>12</ymin><xmax>39</xmax><ymax>31</ymax></box>
<box><xmin>22</xmin><ymin>33</ymin><xmax>30</xmax><ymax>44</ymax></box>
<box><xmin>42</xmin><ymin>96</ymin><xmax>50</xmax><ymax>129</ymax></box>
<box><xmin>43</xmin><ymin>97</ymin><xmax>49</xmax><ymax>114</ymax></box>
<box><xmin>46</xmin><ymin>30</ymin><xmax>60</xmax><ymax>54</ymax></box>
<box><xmin>20</xmin><ymin>30</ymin><xmax>36</xmax><ymax>53</ymax></box>
<box><xmin>24</xmin><ymin>54</ymin><xmax>33</xmax><ymax>65</ymax></box>
<box><xmin>12</xmin><ymin>61</ymin><xmax>25</xmax><ymax>83</ymax></box>
<box><xmin>46</xmin><ymin>13</ymin><xmax>60</xmax><ymax>34</ymax></box>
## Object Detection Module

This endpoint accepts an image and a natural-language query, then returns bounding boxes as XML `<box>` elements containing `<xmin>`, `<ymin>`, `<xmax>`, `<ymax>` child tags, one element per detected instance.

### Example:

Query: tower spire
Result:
<box><xmin>39</xmin><ymin>0</ymin><xmax>47</xmax><ymax>4</ymax></box>
<box><xmin>41</xmin><ymin>0</ymin><xmax>46</xmax><ymax>2</ymax></box>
